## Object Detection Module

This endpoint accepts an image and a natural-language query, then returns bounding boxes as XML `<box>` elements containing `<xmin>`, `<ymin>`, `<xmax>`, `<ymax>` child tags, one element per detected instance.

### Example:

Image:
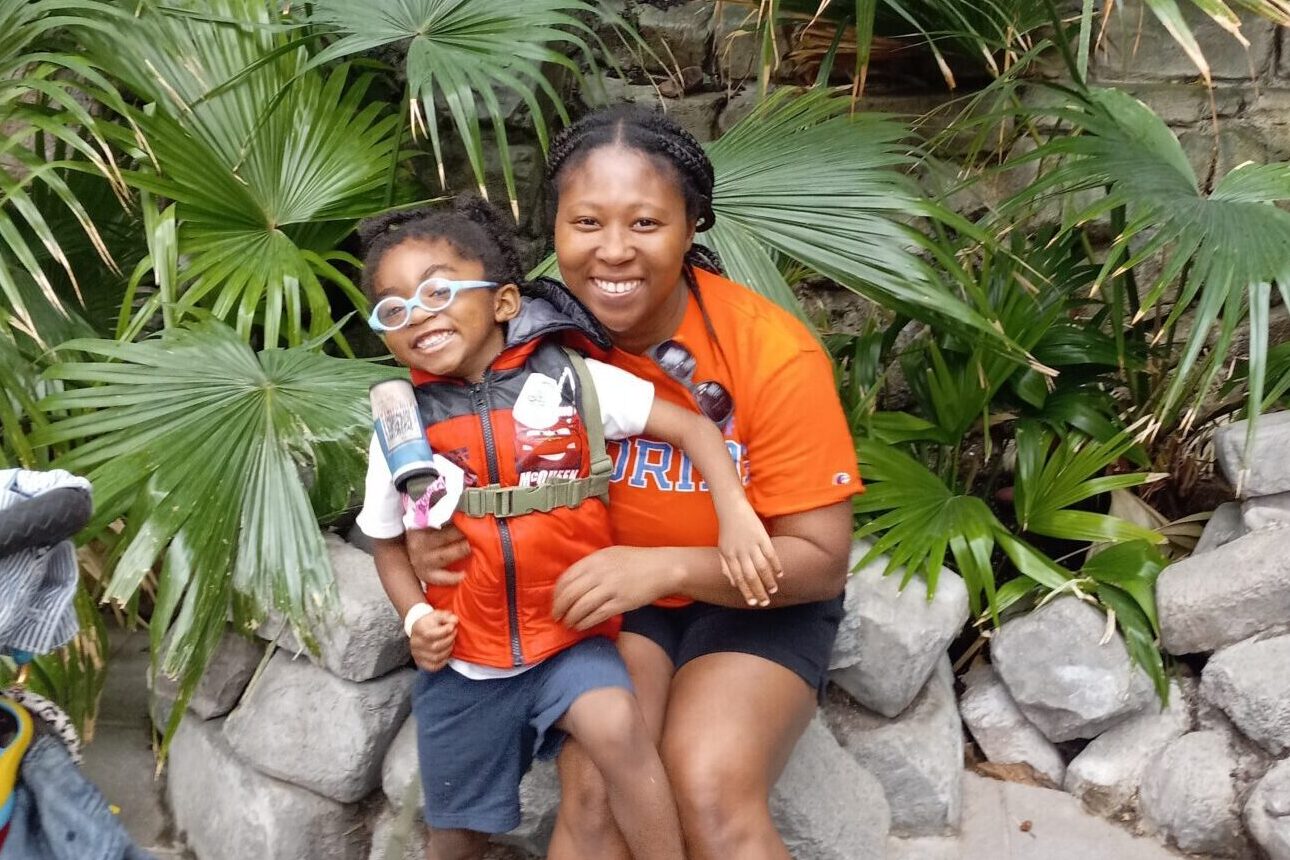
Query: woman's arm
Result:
<box><xmin>551</xmin><ymin>499</ymin><xmax>852</xmax><ymax>631</ymax></box>
<box><xmin>639</xmin><ymin>398</ymin><xmax>782</xmax><ymax>604</ymax></box>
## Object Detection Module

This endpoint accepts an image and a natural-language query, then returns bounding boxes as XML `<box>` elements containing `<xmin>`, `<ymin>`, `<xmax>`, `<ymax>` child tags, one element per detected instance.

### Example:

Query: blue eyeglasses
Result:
<box><xmin>367</xmin><ymin>278</ymin><xmax>499</xmax><ymax>332</ymax></box>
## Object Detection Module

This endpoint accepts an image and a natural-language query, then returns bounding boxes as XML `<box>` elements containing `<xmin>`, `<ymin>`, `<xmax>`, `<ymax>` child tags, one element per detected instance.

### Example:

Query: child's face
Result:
<box><xmin>373</xmin><ymin>238</ymin><xmax>519</xmax><ymax>382</ymax></box>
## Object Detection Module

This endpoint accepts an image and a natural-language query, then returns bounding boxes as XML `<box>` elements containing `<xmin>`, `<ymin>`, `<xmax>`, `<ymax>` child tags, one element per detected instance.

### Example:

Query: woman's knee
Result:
<box><xmin>663</xmin><ymin>747</ymin><xmax>768</xmax><ymax>845</ymax></box>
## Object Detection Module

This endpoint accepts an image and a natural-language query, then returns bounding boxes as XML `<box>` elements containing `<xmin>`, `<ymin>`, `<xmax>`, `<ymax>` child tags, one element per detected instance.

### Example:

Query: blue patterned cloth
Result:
<box><xmin>0</xmin><ymin>469</ymin><xmax>90</xmax><ymax>656</ymax></box>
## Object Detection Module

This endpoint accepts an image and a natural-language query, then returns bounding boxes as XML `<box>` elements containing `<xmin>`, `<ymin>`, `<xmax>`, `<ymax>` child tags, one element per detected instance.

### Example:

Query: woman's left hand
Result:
<box><xmin>552</xmin><ymin>546</ymin><xmax>676</xmax><ymax>631</ymax></box>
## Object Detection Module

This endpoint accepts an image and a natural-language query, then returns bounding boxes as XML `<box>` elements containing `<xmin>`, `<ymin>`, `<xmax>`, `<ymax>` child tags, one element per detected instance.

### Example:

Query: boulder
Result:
<box><xmin>1215</xmin><ymin>411</ymin><xmax>1290</xmax><ymax>497</ymax></box>
<box><xmin>368</xmin><ymin>806</ymin><xmax>424</xmax><ymax>860</ymax></box>
<box><xmin>634</xmin><ymin>0</ymin><xmax>713</xmax><ymax>73</ymax></box>
<box><xmin>224</xmin><ymin>651</ymin><xmax>415</xmax><ymax>803</ymax></box>
<box><xmin>382</xmin><ymin>716</ymin><xmax>422</xmax><ymax>811</ymax></box>
<box><xmin>885</xmin><ymin>835</ymin><xmax>959</xmax><ymax>860</ymax></box>
<box><xmin>1195</xmin><ymin>501</ymin><xmax>1246</xmax><ymax>554</ymax></box>
<box><xmin>493</xmin><ymin>760</ymin><xmax>562</xmax><ymax>858</ymax></box>
<box><xmin>713</xmin><ymin>3</ymin><xmax>761</xmax><ymax>83</ymax></box>
<box><xmin>770</xmin><ymin>716</ymin><xmax>891</xmax><ymax>859</ymax></box>
<box><xmin>1158</xmin><ymin>529</ymin><xmax>1290</xmax><ymax>654</ymax></box>
<box><xmin>1094</xmin><ymin>0</ymin><xmax>1278</xmax><ymax>82</ymax></box>
<box><xmin>1201</xmin><ymin>634</ymin><xmax>1290</xmax><ymax>756</ymax></box>
<box><xmin>1063</xmin><ymin>681</ymin><xmax>1190</xmax><ymax>815</ymax></box>
<box><xmin>308</xmin><ymin>534</ymin><xmax>410</xmax><ymax>682</ymax></box>
<box><xmin>830</xmin><ymin>541</ymin><xmax>969</xmax><ymax>717</ymax></box>
<box><xmin>958</xmin><ymin>662</ymin><xmax>1065</xmax><ymax>786</ymax></box>
<box><xmin>991</xmin><ymin>597</ymin><xmax>1154</xmax><ymax>742</ymax></box>
<box><xmin>152</xmin><ymin>627</ymin><xmax>262</xmax><ymax>722</ymax></box>
<box><xmin>168</xmin><ymin>716</ymin><xmax>367</xmax><ymax>860</ymax></box>
<box><xmin>1139</xmin><ymin>731</ymin><xmax>1243</xmax><ymax>856</ymax></box>
<box><xmin>1246</xmin><ymin>758</ymin><xmax>1290</xmax><ymax>860</ymax></box>
<box><xmin>825</xmin><ymin>657</ymin><xmax>962</xmax><ymax>836</ymax></box>
<box><xmin>1243</xmin><ymin>492</ymin><xmax>1290</xmax><ymax>532</ymax></box>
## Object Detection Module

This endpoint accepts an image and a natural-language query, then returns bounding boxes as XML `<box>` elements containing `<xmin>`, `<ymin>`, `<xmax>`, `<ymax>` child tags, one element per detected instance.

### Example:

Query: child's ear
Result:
<box><xmin>494</xmin><ymin>283</ymin><xmax>521</xmax><ymax>322</ymax></box>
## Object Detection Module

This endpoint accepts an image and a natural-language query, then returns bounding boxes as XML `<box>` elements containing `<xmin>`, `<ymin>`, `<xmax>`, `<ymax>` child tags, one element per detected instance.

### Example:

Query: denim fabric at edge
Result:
<box><xmin>2</xmin><ymin>734</ymin><xmax>152</xmax><ymax>860</ymax></box>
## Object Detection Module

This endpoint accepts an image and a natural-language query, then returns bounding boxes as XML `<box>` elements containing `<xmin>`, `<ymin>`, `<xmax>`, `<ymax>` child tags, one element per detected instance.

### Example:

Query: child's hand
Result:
<box><xmin>716</xmin><ymin>502</ymin><xmax>783</xmax><ymax>607</ymax></box>
<box><xmin>409</xmin><ymin>609</ymin><xmax>458</xmax><ymax>672</ymax></box>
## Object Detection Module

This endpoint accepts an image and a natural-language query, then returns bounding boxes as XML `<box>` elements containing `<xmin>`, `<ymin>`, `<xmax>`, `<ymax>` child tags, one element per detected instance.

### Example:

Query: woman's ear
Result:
<box><xmin>494</xmin><ymin>283</ymin><xmax>522</xmax><ymax>322</ymax></box>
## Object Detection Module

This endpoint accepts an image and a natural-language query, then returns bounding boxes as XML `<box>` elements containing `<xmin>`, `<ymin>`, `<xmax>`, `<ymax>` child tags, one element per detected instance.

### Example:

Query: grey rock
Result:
<box><xmin>1215</xmin><ymin>411</ymin><xmax>1290</xmax><ymax>497</ymax></box>
<box><xmin>382</xmin><ymin>716</ymin><xmax>422</xmax><ymax>811</ymax></box>
<box><xmin>369</xmin><ymin>806</ymin><xmax>425</xmax><ymax>860</ymax></box>
<box><xmin>716</xmin><ymin>84</ymin><xmax>775</xmax><ymax>135</ymax></box>
<box><xmin>1196</xmin><ymin>501</ymin><xmax>1247</xmax><ymax>554</ymax></box>
<box><xmin>1158</xmin><ymin>528</ymin><xmax>1290</xmax><ymax>654</ymax></box>
<box><xmin>224</xmin><ymin>651</ymin><xmax>415</xmax><ymax>803</ymax></box>
<box><xmin>825</xmin><ymin>657</ymin><xmax>962</xmax><ymax>836</ymax></box>
<box><xmin>713</xmin><ymin>3</ymin><xmax>761</xmax><ymax>83</ymax></box>
<box><xmin>1246</xmin><ymin>758</ymin><xmax>1290</xmax><ymax>860</ymax></box>
<box><xmin>1063</xmin><ymin>681</ymin><xmax>1190</xmax><ymax>815</ymax></box>
<box><xmin>1243</xmin><ymin>492</ymin><xmax>1290</xmax><ymax>531</ymax></box>
<box><xmin>1094</xmin><ymin>1</ymin><xmax>1277</xmax><ymax>82</ymax></box>
<box><xmin>635</xmin><ymin>0</ymin><xmax>713</xmax><ymax>73</ymax></box>
<box><xmin>1139</xmin><ymin>731</ymin><xmax>1242</xmax><ymax>856</ymax></box>
<box><xmin>168</xmin><ymin>716</ymin><xmax>367</xmax><ymax>860</ymax></box>
<box><xmin>991</xmin><ymin>597</ymin><xmax>1155</xmax><ymax>742</ymax></box>
<box><xmin>151</xmin><ymin>628</ymin><xmax>264</xmax><ymax>726</ymax></box>
<box><xmin>830</xmin><ymin>541</ymin><xmax>969</xmax><ymax>717</ymax></box>
<box><xmin>958</xmin><ymin>662</ymin><xmax>1066</xmax><ymax>786</ymax></box>
<box><xmin>314</xmin><ymin>534</ymin><xmax>411</xmax><ymax>682</ymax></box>
<box><xmin>1201</xmin><ymin>634</ymin><xmax>1290</xmax><ymax>756</ymax></box>
<box><xmin>493</xmin><ymin>760</ymin><xmax>561</xmax><ymax>858</ymax></box>
<box><xmin>770</xmin><ymin>716</ymin><xmax>891</xmax><ymax>859</ymax></box>
<box><xmin>886</xmin><ymin>835</ymin><xmax>960</xmax><ymax>860</ymax></box>
<box><xmin>581</xmin><ymin>76</ymin><xmax>722</xmax><ymax>142</ymax></box>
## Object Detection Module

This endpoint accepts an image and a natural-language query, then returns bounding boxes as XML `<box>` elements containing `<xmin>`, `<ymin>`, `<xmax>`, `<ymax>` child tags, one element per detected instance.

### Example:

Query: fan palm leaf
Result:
<box><xmin>1003</xmin><ymin>86</ymin><xmax>1290</xmax><ymax>438</ymax></box>
<box><xmin>706</xmin><ymin>88</ymin><xmax>1014</xmax><ymax>347</ymax></box>
<box><xmin>0</xmin><ymin>0</ymin><xmax>134</xmax><ymax>339</ymax></box>
<box><xmin>32</xmin><ymin>321</ymin><xmax>396</xmax><ymax>745</ymax></box>
<box><xmin>306</xmin><ymin>0</ymin><xmax>622</xmax><ymax>218</ymax></box>
<box><xmin>80</xmin><ymin>0</ymin><xmax>402</xmax><ymax>347</ymax></box>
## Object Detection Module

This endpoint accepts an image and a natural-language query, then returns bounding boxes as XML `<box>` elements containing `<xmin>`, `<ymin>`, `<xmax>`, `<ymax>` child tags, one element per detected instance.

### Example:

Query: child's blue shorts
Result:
<box><xmin>411</xmin><ymin>635</ymin><xmax>631</xmax><ymax>834</ymax></box>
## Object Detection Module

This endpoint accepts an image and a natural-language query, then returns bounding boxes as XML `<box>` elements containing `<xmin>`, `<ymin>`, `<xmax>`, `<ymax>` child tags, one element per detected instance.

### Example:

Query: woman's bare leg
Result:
<box><xmin>660</xmin><ymin>652</ymin><xmax>816</xmax><ymax>860</ymax></box>
<box><xmin>548</xmin><ymin>632</ymin><xmax>674</xmax><ymax>860</ymax></box>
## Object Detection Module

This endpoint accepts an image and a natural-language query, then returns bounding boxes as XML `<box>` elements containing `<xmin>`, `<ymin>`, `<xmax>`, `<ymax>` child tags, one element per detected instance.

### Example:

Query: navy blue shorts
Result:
<box><xmin>621</xmin><ymin>594</ymin><xmax>845</xmax><ymax>697</ymax></box>
<box><xmin>411</xmin><ymin>635</ymin><xmax>631</xmax><ymax>834</ymax></box>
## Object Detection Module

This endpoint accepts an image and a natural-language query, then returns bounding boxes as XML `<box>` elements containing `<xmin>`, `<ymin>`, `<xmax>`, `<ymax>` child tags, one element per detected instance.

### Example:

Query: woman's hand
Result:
<box><xmin>552</xmin><ymin>546</ymin><xmax>678</xmax><ymax>631</ymax></box>
<box><xmin>409</xmin><ymin>609</ymin><xmax>458</xmax><ymax>672</ymax></box>
<box><xmin>404</xmin><ymin>525</ymin><xmax>471</xmax><ymax>586</ymax></box>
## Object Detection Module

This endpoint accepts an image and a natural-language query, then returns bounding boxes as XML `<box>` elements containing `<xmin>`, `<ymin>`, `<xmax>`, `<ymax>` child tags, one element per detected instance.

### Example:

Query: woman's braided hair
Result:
<box><xmin>357</xmin><ymin>194</ymin><xmax>524</xmax><ymax>295</ymax></box>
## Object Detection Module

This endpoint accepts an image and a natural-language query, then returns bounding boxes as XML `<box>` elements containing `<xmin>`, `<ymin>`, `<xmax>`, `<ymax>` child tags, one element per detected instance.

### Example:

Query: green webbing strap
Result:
<box><xmin>456</xmin><ymin>348</ymin><xmax>612</xmax><ymax>519</ymax></box>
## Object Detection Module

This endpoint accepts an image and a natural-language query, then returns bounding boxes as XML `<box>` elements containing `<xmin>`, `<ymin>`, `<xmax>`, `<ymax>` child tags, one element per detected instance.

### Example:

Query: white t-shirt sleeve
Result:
<box><xmin>584</xmin><ymin>358</ymin><xmax>654</xmax><ymax>441</ymax></box>
<box><xmin>355</xmin><ymin>434</ymin><xmax>406</xmax><ymax>539</ymax></box>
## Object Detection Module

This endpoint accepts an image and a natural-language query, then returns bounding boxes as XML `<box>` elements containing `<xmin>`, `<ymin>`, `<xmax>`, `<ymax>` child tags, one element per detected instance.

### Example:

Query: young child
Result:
<box><xmin>355</xmin><ymin>197</ymin><xmax>781</xmax><ymax>860</ymax></box>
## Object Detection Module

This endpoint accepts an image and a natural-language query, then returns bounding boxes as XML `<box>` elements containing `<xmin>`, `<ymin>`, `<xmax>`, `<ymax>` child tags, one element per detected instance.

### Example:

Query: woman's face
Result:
<box><xmin>553</xmin><ymin>145</ymin><xmax>697</xmax><ymax>354</ymax></box>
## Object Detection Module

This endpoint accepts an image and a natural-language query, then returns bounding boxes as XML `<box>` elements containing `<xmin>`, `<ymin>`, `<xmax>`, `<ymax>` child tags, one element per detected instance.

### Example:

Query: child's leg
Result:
<box><xmin>543</xmin><ymin>646</ymin><xmax>684</xmax><ymax>860</ymax></box>
<box><xmin>425</xmin><ymin>828</ymin><xmax>488</xmax><ymax>860</ymax></box>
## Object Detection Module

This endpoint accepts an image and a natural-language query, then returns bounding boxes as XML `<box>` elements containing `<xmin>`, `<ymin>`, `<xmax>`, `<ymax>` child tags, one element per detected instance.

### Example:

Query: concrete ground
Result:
<box><xmin>81</xmin><ymin>628</ymin><xmax>1198</xmax><ymax>860</ymax></box>
<box><xmin>80</xmin><ymin>628</ymin><xmax>190</xmax><ymax>858</ymax></box>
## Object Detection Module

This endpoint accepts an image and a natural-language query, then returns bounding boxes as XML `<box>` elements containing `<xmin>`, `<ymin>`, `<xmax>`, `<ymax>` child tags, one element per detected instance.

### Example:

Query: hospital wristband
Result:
<box><xmin>403</xmin><ymin>602</ymin><xmax>434</xmax><ymax>638</ymax></box>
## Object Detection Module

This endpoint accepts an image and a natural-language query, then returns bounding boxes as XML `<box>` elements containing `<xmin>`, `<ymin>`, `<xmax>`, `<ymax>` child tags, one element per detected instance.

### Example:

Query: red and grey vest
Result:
<box><xmin>409</xmin><ymin>284</ymin><xmax>621</xmax><ymax>668</ymax></box>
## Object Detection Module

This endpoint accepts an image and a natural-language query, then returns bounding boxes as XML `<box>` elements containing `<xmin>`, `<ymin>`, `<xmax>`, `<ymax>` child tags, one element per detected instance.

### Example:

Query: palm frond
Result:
<box><xmin>0</xmin><ymin>0</ymin><xmax>134</xmax><ymax>338</ymax></box>
<box><xmin>82</xmin><ymin>0</ymin><xmax>402</xmax><ymax>347</ymax></box>
<box><xmin>1002</xmin><ymin>86</ymin><xmax>1290</xmax><ymax>429</ymax></box>
<box><xmin>707</xmin><ymin>88</ymin><xmax>1013</xmax><ymax>348</ymax></box>
<box><xmin>33</xmin><ymin>321</ymin><xmax>397</xmax><ymax>747</ymax></box>
<box><xmin>306</xmin><ymin>0</ymin><xmax>619</xmax><ymax>217</ymax></box>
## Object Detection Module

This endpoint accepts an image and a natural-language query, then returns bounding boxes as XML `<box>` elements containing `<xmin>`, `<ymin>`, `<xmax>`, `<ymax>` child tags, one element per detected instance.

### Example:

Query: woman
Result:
<box><xmin>406</xmin><ymin>105</ymin><xmax>860</xmax><ymax>859</ymax></box>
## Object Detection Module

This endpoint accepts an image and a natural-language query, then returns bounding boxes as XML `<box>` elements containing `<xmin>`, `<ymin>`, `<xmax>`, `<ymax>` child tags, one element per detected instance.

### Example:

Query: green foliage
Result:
<box><xmin>79</xmin><ymin>0</ymin><xmax>402</xmax><ymax>348</ymax></box>
<box><xmin>306</xmin><ymin>0</ymin><xmax>621</xmax><ymax>217</ymax></box>
<box><xmin>707</xmin><ymin>88</ymin><xmax>1013</xmax><ymax>350</ymax></box>
<box><xmin>32</xmin><ymin>320</ymin><xmax>395</xmax><ymax>750</ymax></box>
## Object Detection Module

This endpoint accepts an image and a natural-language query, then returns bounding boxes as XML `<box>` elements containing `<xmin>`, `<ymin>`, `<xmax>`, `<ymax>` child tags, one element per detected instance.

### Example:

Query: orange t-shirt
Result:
<box><xmin>604</xmin><ymin>268</ymin><xmax>862</xmax><ymax>606</ymax></box>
